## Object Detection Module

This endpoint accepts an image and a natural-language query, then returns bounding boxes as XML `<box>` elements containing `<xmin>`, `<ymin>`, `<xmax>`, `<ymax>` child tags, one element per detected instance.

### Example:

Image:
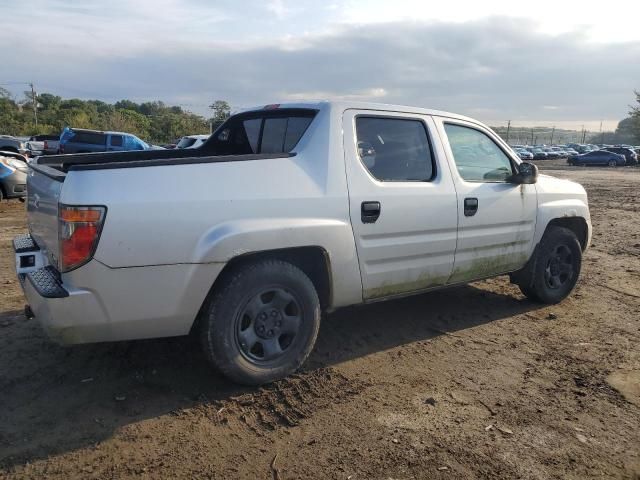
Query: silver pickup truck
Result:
<box><xmin>14</xmin><ymin>101</ymin><xmax>591</xmax><ymax>385</ymax></box>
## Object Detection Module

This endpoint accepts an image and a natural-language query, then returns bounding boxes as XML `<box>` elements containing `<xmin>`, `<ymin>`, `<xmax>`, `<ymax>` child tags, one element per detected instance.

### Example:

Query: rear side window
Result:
<box><xmin>205</xmin><ymin>109</ymin><xmax>316</xmax><ymax>156</ymax></box>
<box><xmin>110</xmin><ymin>135</ymin><xmax>123</xmax><ymax>147</ymax></box>
<box><xmin>444</xmin><ymin>123</ymin><xmax>514</xmax><ymax>182</ymax></box>
<box><xmin>70</xmin><ymin>132</ymin><xmax>106</xmax><ymax>145</ymax></box>
<box><xmin>355</xmin><ymin>116</ymin><xmax>435</xmax><ymax>182</ymax></box>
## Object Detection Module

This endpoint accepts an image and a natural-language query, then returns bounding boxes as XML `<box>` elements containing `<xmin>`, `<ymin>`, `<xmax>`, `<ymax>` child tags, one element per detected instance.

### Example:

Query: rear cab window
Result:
<box><xmin>203</xmin><ymin>108</ymin><xmax>316</xmax><ymax>156</ymax></box>
<box><xmin>355</xmin><ymin>116</ymin><xmax>435</xmax><ymax>182</ymax></box>
<box><xmin>70</xmin><ymin>131</ymin><xmax>106</xmax><ymax>145</ymax></box>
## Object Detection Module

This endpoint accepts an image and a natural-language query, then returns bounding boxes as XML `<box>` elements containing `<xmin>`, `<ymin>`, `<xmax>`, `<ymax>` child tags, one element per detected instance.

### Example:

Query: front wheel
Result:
<box><xmin>200</xmin><ymin>259</ymin><xmax>321</xmax><ymax>385</ymax></box>
<box><xmin>518</xmin><ymin>226</ymin><xmax>582</xmax><ymax>304</ymax></box>
<box><xmin>608</xmin><ymin>160</ymin><xmax>617</xmax><ymax>167</ymax></box>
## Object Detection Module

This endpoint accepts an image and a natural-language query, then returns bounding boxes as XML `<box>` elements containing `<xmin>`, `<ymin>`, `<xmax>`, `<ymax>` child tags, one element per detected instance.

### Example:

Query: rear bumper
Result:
<box><xmin>14</xmin><ymin>234</ymin><xmax>111</xmax><ymax>344</ymax></box>
<box><xmin>14</xmin><ymin>233</ymin><xmax>223</xmax><ymax>345</ymax></box>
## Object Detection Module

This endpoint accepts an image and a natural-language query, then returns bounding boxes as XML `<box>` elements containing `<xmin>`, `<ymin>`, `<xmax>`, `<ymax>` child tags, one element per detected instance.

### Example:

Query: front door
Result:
<box><xmin>343</xmin><ymin>110</ymin><xmax>459</xmax><ymax>300</ymax></box>
<box><xmin>434</xmin><ymin>118</ymin><xmax>537</xmax><ymax>284</ymax></box>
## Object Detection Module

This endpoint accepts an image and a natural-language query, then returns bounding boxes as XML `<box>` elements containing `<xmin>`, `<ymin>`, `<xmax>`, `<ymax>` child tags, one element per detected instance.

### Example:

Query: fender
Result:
<box><xmin>533</xmin><ymin>175</ymin><xmax>592</xmax><ymax>249</ymax></box>
<box><xmin>534</xmin><ymin>198</ymin><xmax>591</xmax><ymax>248</ymax></box>
<box><xmin>192</xmin><ymin>218</ymin><xmax>363</xmax><ymax>308</ymax></box>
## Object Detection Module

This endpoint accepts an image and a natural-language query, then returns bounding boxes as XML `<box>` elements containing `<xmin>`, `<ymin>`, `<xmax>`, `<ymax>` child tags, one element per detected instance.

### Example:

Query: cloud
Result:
<box><xmin>1</xmin><ymin>12</ymin><xmax>638</xmax><ymax>127</ymax></box>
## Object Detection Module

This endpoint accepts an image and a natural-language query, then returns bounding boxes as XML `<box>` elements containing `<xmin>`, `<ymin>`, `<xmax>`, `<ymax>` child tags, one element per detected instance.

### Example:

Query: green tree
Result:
<box><xmin>0</xmin><ymin>91</ymin><xmax>218</xmax><ymax>142</ymax></box>
<box><xmin>628</xmin><ymin>90</ymin><xmax>640</xmax><ymax>142</ymax></box>
<box><xmin>209</xmin><ymin>100</ymin><xmax>230</xmax><ymax>130</ymax></box>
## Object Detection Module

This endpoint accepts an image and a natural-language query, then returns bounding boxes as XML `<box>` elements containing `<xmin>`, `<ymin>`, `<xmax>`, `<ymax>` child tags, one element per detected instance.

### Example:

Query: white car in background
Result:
<box><xmin>176</xmin><ymin>134</ymin><xmax>209</xmax><ymax>149</ymax></box>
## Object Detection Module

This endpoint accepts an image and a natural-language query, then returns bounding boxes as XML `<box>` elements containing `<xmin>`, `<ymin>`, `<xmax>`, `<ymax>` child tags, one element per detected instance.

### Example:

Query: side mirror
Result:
<box><xmin>510</xmin><ymin>161</ymin><xmax>538</xmax><ymax>184</ymax></box>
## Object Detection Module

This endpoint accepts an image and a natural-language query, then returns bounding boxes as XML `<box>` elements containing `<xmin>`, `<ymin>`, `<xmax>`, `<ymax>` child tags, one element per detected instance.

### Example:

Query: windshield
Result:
<box><xmin>177</xmin><ymin>137</ymin><xmax>198</xmax><ymax>148</ymax></box>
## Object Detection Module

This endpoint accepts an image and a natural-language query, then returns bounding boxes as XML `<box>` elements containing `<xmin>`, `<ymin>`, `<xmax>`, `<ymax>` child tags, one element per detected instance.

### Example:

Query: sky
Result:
<box><xmin>1</xmin><ymin>0</ymin><xmax>639</xmax><ymax>130</ymax></box>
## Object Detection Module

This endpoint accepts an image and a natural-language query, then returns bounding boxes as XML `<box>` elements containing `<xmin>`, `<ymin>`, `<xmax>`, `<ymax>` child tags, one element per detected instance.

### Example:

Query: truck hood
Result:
<box><xmin>536</xmin><ymin>174</ymin><xmax>587</xmax><ymax>199</ymax></box>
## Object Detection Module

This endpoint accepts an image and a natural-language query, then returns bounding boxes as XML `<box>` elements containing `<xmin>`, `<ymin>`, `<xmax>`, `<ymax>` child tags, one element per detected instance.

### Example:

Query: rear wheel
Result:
<box><xmin>518</xmin><ymin>227</ymin><xmax>582</xmax><ymax>304</ymax></box>
<box><xmin>200</xmin><ymin>259</ymin><xmax>321</xmax><ymax>385</ymax></box>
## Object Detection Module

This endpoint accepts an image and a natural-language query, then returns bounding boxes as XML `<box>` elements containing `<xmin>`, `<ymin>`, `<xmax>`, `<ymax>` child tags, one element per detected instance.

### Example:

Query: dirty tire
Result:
<box><xmin>200</xmin><ymin>259</ymin><xmax>321</xmax><ymax>385</ymax></box>
<box><xmin>519</xmin><ymin>226</ymin><xmax>582</xmax><ymax>304</ymax></box>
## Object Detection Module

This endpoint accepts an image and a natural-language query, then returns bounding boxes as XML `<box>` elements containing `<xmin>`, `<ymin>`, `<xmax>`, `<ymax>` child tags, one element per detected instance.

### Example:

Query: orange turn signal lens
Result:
<box><xmin>59</xmin><ymin>207</ymin><xmax>103</xmax><ymax>222</ymax></box>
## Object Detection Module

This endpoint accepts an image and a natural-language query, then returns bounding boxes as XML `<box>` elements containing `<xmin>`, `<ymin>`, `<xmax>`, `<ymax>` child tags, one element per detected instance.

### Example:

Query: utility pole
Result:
<box><xmin>505</xmin><ymin>120</ymin><xmax>511</xmax><ymax>144</ymax></box>
<box><xmin>530</xmin><ymin>128</ymin><xmax>534</xmax><ymax>145</ymax></box>
<box><xmin>600</xmin><ymin>120</ymin><xmax>603</xmax><ymax>144</ymax></box>
<box><xmin>29</xmin><ymin>82</ymin><xmax>38</xmax><ymax>128</ymax></box>
<box><xmin>550</xmin><ymin>126</ymin><xmax>555</xmax><ymax>145</ymax></box>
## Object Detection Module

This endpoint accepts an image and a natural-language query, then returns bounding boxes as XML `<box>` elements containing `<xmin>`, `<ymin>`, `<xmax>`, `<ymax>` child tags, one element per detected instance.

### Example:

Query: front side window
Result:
<box><xmin>355</xmin><ymin>116</ymin><xmax>435</xmax><ymax>182</ymax></box>
<box><xmin>110</xmin><ymin>135</ymin><xmax>123</xmax><ymax>147</ymax></box>
<box><xmin>444</xmin><ymin>123</ymin><xmax>514</xmax><ymax>182</ymax></box>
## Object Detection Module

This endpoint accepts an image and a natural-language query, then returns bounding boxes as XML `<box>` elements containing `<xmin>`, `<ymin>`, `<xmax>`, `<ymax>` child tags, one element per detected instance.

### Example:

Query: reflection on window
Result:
<box><xmin>355</xmin><ymin>117</ymin><xmax>434</xmax><ymax>182</ymax></box>
<box><xmin>444</xmin><ymin>124</ymin><xmax>513</xmax><ymax>182</ymax></box>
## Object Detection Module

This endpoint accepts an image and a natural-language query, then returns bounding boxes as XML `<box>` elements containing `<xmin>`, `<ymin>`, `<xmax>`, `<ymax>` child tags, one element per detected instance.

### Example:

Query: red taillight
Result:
<box><xmin>58</xmin><ymin>205</ymin><xmax>106</xmax><ymax>271</ymax></box>
<box><xmin>44</xmin><ymin>140</ymin><xmax>49</xmax><ymax>150</ymax></box>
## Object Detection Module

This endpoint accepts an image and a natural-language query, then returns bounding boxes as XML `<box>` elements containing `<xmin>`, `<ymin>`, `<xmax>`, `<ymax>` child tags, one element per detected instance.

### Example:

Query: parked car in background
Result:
<box><xmin>58</xmin><ymin>127</ymin><xmax>158</xmax><ymax>154</ymax></box>
<box><xmin>575</xmin><ymin>145</ymin><xmax>592</xmax><ymax>154</ymax></box>
<box><xmin>604</xmin><ymin>147</ymin><xmax>638</xmax><ymax>165</ymax></box>
<box><xmin>513</xmin><ymin>147</ymin><xmax>533</xmax><ymax>160</ymax></box>
<box><xmin>15</xmin><ymin>101</ymin><xmax>591</xmax><ymax>385</ymax></box>
<box><xmin>175</xmin><ymin>134</ymin><xmax>210</xmax><ymax>149</ymax></box>
<box><xmin>0</xmin><ymin>151</ymin><xmax>28</xmax><ymax>201</ymax></box>
<box><xmin>526</xmin><ymin>147</ymin><xmax>549</xmax><ymax>159</ymax></box>
<box><xmin>563</xmin><ymin>147</ymin><xmax>579</xmax><ymax>158</ymax></box>
<box><xmin>542</xmin><ymin>147</ymin><xmax>561</xmax><ymax>159</ymax></box>
<box><xmin>0</xmin><ymin>135</ymin><xmax>29</xmax><ymax>156</ymax></box>
<box><xmin>32</xmin><ymin>134</ymin><xmax>61</xmax><ymax>155</ymax></box>
<box><xmin>569</xmin><ymin>150</ymin><xmax>626</xmax><ymax>167</ymax></box>
<box><xmin>550</xmin><ymin>146</ymin><xmax>569</xmax><ymax>157</ymax></box>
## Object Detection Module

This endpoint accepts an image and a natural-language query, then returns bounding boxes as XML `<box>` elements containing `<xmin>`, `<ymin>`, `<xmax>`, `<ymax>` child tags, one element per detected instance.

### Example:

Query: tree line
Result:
<box><xmin>2</xmin><ymin>86</ymin><xmax>639</xmax><ymax>145</ymax></box>
<box><xmin>0</xmin><ymin>88</ymin><xmax>231</xmax><ymax>144</ymax></box>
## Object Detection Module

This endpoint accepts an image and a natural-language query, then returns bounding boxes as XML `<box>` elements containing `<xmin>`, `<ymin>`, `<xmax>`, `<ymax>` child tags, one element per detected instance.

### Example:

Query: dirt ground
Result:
<box><xmin>1</xmin><ymin>162</ymin><xmax>639</xmax><ymax>479</ymax></box>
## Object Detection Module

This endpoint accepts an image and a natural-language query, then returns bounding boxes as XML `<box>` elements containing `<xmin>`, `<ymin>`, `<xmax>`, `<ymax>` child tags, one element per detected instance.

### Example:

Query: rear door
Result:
<box><xmin>343</xmin><ymin>110</ymin><xmax>459</xmax><ymax>300</ymax></box>
<box><xmin>434</xmin><ymin>117</ymin><xmax>537</xmax><ymax>283</ymax></box>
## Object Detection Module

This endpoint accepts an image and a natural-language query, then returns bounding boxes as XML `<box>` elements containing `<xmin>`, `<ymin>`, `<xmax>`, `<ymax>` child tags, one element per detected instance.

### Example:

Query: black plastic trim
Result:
<box><xmin>68</xmin><ymin>152</ymin><xmax>297</xmax><ymax>171</ymax></box>
<box><xmin>29</xmin><ymin>163</ymin><xmax>67</xmax><ymax>181</ymax></box>
<box><xmin>26</xmin><ymin>266</ymin><xmax>69</xmax><ymax>298</ymax></box>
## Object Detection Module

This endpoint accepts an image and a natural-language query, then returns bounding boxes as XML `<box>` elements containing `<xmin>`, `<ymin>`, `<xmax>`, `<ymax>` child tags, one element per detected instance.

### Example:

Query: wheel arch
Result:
<box><xmin>191</xmin><ymin>246</ymin><xmax>333</xmax><ymax>334</ymax></box>
<box><xmin>545</xmin><ymin>217</ymin><xmax>589</xmax><ymax>251</ymax></box>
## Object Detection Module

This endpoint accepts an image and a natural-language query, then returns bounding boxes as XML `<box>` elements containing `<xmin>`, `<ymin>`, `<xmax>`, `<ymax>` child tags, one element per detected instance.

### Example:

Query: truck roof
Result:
<box><xmin>69</xmin><ymin>128</ymin><xmax>134</xmax><ymax>136</ymax></box>
<box><xmin>234</xmin><ymin>100</ymin><xmax>479</xmax><ymax>124</ymax></box>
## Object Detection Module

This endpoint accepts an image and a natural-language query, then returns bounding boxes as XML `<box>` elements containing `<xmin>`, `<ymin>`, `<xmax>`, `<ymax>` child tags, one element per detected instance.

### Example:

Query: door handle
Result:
<box><xmin>361</xmin><ymin>201</ymin><xmax>381</xmax><ymax>223</ymax></box>
<box><xmin>464</xmin><ymin>197</ymin><xmax>478</xmax><ymax>217</ymax></box>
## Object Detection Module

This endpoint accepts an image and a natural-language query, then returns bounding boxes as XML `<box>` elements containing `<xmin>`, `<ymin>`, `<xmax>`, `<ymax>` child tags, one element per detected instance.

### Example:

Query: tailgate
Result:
<box><xmin>27</xmin><ymin>164</ymin><xmax>65</xmax><ymax>268</ymax></box>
